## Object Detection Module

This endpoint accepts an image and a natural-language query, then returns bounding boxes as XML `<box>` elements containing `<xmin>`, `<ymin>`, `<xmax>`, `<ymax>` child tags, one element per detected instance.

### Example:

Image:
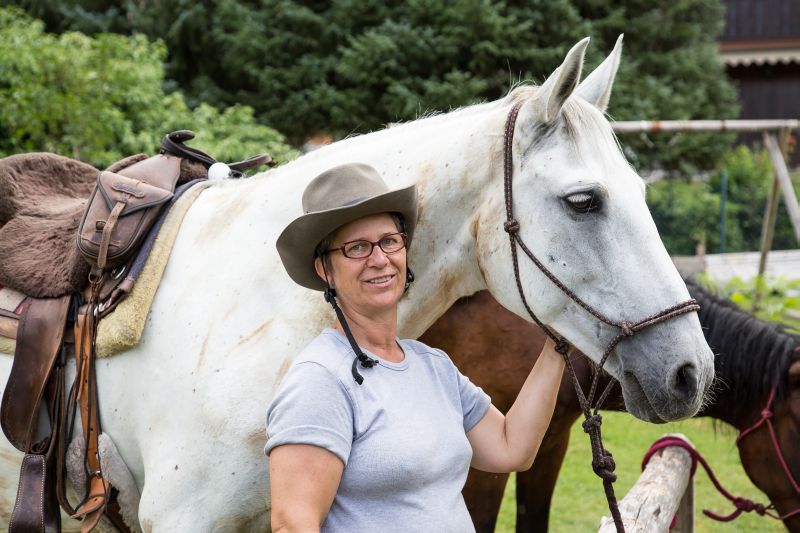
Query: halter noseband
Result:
<box><xmin>502</xmin><ymin>100</ymin><xmax>702</xmax><ymax>532</ymax></box>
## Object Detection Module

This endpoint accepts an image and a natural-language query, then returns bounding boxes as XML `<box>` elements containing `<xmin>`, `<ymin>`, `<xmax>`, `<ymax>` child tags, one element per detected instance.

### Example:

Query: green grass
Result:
<box><xmin>496</xmin><ymin>412</ymin><xmax>785</xmax><ymax>532</ymax></box>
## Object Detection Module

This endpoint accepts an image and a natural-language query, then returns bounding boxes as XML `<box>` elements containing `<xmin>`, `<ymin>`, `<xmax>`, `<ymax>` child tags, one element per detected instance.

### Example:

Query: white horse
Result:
<box><xmin>0</xmin><ymin>37</ymin><xmax>713</xmax><ymax>531</ymax></box>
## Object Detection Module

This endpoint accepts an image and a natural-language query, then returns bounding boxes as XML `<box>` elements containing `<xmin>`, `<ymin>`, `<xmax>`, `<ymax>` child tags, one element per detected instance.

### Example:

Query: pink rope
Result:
<box><xmin>642</xmin><ymin>435</ymin><xmax>800</xmax><ymax>524</ymax></box>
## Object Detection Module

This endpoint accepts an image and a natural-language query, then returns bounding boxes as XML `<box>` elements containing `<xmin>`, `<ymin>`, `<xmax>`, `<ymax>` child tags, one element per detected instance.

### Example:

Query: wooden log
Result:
<box><xmin>612</xmin><ymin>119</ymin><xmax>800</xmax><ymax>134</ymax></box>
<box><xmin>598</xmin><ymin>434</ymin><xmax>694</xmax><ymax>533</ymax></box>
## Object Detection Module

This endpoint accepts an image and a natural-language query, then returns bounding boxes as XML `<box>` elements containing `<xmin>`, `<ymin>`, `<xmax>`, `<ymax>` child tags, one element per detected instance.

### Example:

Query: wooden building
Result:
<box><xmin>720</xmin><ymin>0</ymin><xmax>800</xmax><ymax>164</ymax></box>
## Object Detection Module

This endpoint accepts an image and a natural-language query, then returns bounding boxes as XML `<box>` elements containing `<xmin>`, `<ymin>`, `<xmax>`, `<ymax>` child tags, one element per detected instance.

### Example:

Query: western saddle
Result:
<box><xmin>0</xmin><ymin>132</ymin><xmax>274</xmax><ymax>532</ymax></box>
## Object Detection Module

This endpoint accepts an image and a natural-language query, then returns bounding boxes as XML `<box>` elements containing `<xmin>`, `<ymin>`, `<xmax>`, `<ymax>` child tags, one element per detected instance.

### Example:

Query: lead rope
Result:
<box><xmin>644</xmin><ymin>435</ymin><xmax>800</xmax><ymax>522</ymax></box>
<box><xmin>501</xmin><ymin>100</ymin><xmax>702</xmax><ymax>532</ymax></box>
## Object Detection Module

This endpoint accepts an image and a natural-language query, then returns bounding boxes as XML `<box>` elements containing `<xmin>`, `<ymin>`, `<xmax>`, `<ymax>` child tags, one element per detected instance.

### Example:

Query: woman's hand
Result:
<box><xmin>269</xmin><ymin>444</ymin><xmax>344</xmax><ymax>532</ymax></box>
<box><xmin>466</xmin><ymin>337</ymin><xmax>565</xmax><ymax>472</ymax></box>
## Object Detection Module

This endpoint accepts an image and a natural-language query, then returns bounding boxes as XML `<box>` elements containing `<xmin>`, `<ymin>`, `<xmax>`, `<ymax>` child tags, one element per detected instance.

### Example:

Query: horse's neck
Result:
<box><xmin>697</xmin><ymin>310</ymin><xmax>796</xmax><ymax>430</ymax></box>
<box><xmin>297</xmin><ymin>106</ymin><xmax>505</xmax><ymax>338</ymax></box>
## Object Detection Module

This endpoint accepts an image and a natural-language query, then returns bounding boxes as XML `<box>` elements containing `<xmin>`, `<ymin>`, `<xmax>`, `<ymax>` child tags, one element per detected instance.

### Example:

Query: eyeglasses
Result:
<box><xmin>326</xmin><ymin>232</ymin><xmax>407</xmax><ymax>259</ymax></box>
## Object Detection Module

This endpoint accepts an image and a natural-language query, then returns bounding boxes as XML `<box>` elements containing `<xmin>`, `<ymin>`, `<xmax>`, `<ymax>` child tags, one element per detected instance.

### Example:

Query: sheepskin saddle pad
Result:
<box><xmin>0</xmin><ymin>152</ymin><xmax>207</xmax><ymax>299</ymax></box>
<box><xmin>0</xmin><ymin>180</ymin><xmax>208</xmax><ymax>358</ymax></box>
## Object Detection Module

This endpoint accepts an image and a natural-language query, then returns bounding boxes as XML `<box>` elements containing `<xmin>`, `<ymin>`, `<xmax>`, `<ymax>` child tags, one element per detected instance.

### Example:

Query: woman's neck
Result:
<box><xmin>333</xmin><ymin>304</ymin><xmax>402</xmax><ymax>362</ymax></box>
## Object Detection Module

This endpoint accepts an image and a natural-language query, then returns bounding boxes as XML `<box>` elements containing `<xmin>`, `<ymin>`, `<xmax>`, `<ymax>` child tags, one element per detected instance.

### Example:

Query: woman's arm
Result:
<box><xmin>466</xmin><ymin>337</ymin><xmax>565</xmax><ymax>472</ymax></box>
<box><xmin>269</xmin><ymin>444</ymin><xmax>344</xmax><ymax>533</ymax></box>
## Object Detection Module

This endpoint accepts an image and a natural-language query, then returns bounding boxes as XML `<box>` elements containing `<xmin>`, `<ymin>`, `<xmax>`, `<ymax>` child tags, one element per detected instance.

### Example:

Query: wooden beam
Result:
<box><xmin>764</xmin><ymin>132</ymin><xmax>800</xmax><ymax>245</ymax></box>
<box><xmin>613</xmin><ymin>119</ymin><xmax>800</xmax><ymax>134</ymax></box>
<box><xmin>598</xmin><ymin>434</ymin><xmax>694</xmax><ymax>533</ymax></box>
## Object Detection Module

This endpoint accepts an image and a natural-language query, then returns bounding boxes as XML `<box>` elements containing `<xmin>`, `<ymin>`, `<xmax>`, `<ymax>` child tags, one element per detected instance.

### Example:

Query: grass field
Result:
<box><xmin>494</xmin><ymin>412</ymin><xmax>785</xmax><ymax>532</ymax></box>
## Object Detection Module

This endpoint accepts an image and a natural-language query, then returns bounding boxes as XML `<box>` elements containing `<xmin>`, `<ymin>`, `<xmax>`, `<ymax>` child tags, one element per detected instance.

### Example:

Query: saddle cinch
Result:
<box><xmin>0</xmin><ymin>132</ymin><xmax>275</xmax><ymax>532</ymax></box>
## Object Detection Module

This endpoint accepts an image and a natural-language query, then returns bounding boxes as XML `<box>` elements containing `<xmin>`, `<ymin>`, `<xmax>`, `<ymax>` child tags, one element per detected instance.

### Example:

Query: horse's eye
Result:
<box><xmin>564</xmin><ymin>191</ymin><xmax>600</xmax><ymax>213</ymax></box>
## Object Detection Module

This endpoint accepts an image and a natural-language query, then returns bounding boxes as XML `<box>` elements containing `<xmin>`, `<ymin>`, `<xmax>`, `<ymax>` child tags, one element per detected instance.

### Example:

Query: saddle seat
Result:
<box><xmin>0</xmin><ymin>152</ymin><xmax>206</xmax><ymax>298</ymax></box>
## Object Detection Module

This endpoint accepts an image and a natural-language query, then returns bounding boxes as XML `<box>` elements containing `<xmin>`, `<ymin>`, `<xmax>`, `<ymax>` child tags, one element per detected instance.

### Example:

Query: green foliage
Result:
<box><xmin>697</xmin><ymin>274</ymin><xmax>800</xmax><ymax>333</ymax></box>
<box><xmin>648</xmin><ymin>144</ymin><xmax>798</xmax><ymax>255</ymax></box>
<box><xmin>646</xmin><ymin>179</ymin><xmax>721</xmax><ymax>255</ymax></box>
<box><xmin>15</xmin><ymin>0</ymin><xmax>738</xmax><ymax>173</ymax></box>
<box><xmin>0</xmin><ymin>6</ymin><xmax>297</xmax><ymax>167</ymax></box>
<box><xmin>709</xmin><ymin>145</ymin><xmax>798</xmax><ymax>252</ymax></box>
<box><xmin>576</xmin><ymin>0</ymin><xmax>739</xmax><ymax>173</ymax></box>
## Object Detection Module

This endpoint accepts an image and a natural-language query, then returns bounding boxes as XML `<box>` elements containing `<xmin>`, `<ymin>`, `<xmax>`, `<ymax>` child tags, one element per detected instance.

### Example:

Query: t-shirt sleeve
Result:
<box><xmin>452</xmin><ymin>359</ymin><xmax>492</xmax><ymax>433</ymax></box>
<box><xmin>265</xmin><ymin>361</ymin><xmax>354</xmax><ymax>465</ymax></box>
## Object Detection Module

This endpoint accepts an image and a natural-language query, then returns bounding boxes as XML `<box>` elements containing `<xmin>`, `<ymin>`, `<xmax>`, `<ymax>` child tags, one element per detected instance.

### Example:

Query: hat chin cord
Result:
<box><xmin>320</xmin><ymin>264</ymin><xmax>378</xmax><ymax>385</ymax></box>
<box><xmin>320</xmin><ymin>260</ymin><xmax>416</xmax><ymax>385</ymax></box>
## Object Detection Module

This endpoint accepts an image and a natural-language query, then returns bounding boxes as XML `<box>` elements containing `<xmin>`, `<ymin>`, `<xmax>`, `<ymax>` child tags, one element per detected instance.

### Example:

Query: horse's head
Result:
<box><xmin>736</xmin><ymin>352</ymin><xmax>800</xmax><ymax>530</ymax></box>
<box><xmin>477</xmin><ymin>36</ymin><xmax>714</xmax><ymax>422</ymax></box>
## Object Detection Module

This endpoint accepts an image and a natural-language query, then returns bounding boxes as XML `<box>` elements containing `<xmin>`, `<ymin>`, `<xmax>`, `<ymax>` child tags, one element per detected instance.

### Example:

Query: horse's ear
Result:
<box><xmin>526</xmin><ymin>37</ymin><xmax>589</xmax><ymax>124</ymax></box>
<box><xmin>576</xmin><ymin>34</ymin><xmax>624</xmax><ymax>112</ymax></box>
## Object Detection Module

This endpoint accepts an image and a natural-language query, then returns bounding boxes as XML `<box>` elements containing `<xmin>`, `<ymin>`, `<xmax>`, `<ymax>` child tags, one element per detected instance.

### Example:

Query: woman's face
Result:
<box><xmin>315</xmin><ymin>213</ymin><xmax>407</xmax><ymax>316</ymax></box>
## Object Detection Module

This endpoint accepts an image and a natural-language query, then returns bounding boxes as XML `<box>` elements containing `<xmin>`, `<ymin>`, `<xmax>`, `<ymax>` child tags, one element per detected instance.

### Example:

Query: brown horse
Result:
<box><xmin>419</xmin><ymin>280</ymin><xmax>800</xmax><ymax>532</ymax></box>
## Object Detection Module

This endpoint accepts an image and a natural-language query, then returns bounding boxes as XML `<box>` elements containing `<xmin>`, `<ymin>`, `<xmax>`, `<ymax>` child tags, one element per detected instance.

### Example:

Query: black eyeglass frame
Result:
<box><xmin>324</xmin><ymin>232</ymin><xmax>408</xmax><ymax>259</ymax></box>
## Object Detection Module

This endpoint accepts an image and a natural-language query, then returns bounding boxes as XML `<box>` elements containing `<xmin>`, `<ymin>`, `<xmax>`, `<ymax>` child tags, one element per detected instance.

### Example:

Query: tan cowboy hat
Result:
<box><xmin>276</xmin><ymin>163</ymin><xmax>417</xmax><ymax>291</ymax></box>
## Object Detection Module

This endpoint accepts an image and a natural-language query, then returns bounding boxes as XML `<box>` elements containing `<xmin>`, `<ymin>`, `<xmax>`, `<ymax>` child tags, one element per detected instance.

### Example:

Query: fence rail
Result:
<box><xmin>598</xmin><ymin>434</ymin><xmax>695</xmax><ymax>533</ymax></box>
<box><xmin>611</xmin><ymin>119</ymin><xmax>800</xmax><ymax>133</ymax></box>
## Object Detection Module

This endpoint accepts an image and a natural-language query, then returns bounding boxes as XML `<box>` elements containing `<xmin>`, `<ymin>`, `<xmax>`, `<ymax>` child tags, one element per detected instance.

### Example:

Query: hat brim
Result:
<box><xmin>276</xmin><ymin>184</ymin><xmax>417</xmax><ymax>291</ymax></box>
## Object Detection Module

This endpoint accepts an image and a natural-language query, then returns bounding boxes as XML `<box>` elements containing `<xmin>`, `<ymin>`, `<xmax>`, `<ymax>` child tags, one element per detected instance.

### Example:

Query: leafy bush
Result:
<box><xmin>697</xmin><ymin>274</ymin><xmax>800</xmax><ymax>334</ymax></box>
<box><xmin>646</xmin><ymin>180</ymin><xmax>721</xmax><ymax>255</ymax></box>
<box><xmin>648</xmin><ymin>144</ymin><xmax>798</xmax><ymax>255</ymax></box>
<box><xmin>0</xmin><ymin>6</ymin><xmax>297</xmax><ymax>168</ymax></box>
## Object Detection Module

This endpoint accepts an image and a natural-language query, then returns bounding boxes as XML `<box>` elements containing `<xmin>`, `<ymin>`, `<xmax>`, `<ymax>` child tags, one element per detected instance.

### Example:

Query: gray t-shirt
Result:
<box><xmin>265</xmin><ymin>328</ymin><xmax>491</xmax><ymax>533</ymax></box>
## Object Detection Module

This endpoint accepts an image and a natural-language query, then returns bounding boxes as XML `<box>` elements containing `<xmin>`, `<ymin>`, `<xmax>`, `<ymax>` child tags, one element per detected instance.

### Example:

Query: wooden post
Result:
<box><xmin>755</xmin><ymin>131</ymin><xmax>798</xmax><ymax>311</ymax></box>
<box><xmin>598</xmin><ymin>434</ymin><xmax>695</xmax><ymax>533</ymax></box>
<box><xmin>764</xmin><ymin>131</ymin><xmax>800</xmax><ymax>244</ymax></box>
<box><xmin>755</xmin><ymin>145</ymin><xmax>781</xmax><ymax>312</ymax></box>
<box><xmin>672</xmin><ymin>474</ymin><xmax>695</xmax><ymax>533</ymax></box>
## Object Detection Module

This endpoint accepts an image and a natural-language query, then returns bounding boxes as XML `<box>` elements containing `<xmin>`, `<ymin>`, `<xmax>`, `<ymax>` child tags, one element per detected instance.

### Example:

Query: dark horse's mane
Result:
<box><xmin>686</xmin><ymin>278</ymin><xmax>800</xmax><ymax>420</ymax></box>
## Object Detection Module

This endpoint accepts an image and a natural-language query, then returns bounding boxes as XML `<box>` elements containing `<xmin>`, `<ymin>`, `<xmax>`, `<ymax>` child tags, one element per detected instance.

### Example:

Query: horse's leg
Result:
<box><xmin>515</xmin><ymin>428</ymin><xmax>571</xmax><ymax>533</ymax></box>
<box><xmin>463</xmin><ymin>468</ymin><xmax>509</xmax><ymax>533</ymax></box>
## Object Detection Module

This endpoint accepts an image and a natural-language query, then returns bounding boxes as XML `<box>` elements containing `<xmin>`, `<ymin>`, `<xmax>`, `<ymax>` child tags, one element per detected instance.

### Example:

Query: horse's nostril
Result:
<box><xmin>671</xmin><ymin>362</ymin><xmax>698</xmax><ymax>402</ymax></box>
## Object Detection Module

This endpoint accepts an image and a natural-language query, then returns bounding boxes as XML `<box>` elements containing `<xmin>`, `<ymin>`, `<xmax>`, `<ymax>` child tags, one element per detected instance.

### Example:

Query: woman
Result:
<box><xmin>267</xmin><ymin>163</ymin><xmax>564</xmax><ymax>532</ymax></box>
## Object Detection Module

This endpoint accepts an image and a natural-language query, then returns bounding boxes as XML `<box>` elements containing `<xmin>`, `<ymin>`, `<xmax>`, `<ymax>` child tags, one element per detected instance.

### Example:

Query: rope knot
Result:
<box><xmin>503</xmin><ymin>219</ymin><xmax>520</xmax><ymax>234</ymax></box>
<box><xmin>760</xmin><ymin>408</ymin><xmax>773</xmax><ymax>420</ymax></box>
<box><xmin>554</xmin><ymin>339</ymin><xmax>570</xmax><ymax>355</ymax></box>
<box><xmin>733</xmin><ymin>497</ymin><xmax>766</xmax><ymax>515</ymax></box>
<box><xmin>582</xmin><ymin>414</ymin><xmax>603</xmax><ymax>433</ymax></box>
<box><xmin>591</xmin><ymin>451</ymin><xmax>618</xmax><ymax>482</ymax></box>
<box><xmin>620</xmin><ymin>321</ymin><xmax>634</xmax><ymax>337</ymax></box>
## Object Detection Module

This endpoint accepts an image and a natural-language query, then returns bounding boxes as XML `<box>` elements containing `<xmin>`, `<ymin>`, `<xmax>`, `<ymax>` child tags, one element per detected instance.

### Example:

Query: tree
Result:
<box><xmin>575</xmin><ymin>0</ymin><xmax>739</xmax><ymax>173</ymax></box>
<box><xmin>646</xmin><ymin>180</ymin><xmax>722</xmax><ymax>255</ymax></box>
<box><xmin>14</xmin><ymin>0</ymin><xmax>738</xmax><ymax>173</ymax></box>
<box><xmin>0</xmin><ymin>6</ymin><xmax>297</xmax><ymax>167</ymax></box>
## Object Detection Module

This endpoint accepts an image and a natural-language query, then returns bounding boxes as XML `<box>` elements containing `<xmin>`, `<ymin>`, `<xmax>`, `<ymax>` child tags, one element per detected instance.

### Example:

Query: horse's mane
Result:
<box><xmin>686</xmin><ymin>278</ymin><xmax>800</xmax><ymax>418</ymax></box>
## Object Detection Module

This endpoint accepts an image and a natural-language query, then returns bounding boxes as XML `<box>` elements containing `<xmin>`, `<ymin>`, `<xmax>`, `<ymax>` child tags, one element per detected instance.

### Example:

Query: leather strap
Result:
<box><xmin>9</xmin><ymin>453</ymin><xmax>61</xmax><ymax>533</ymax></box>
<box><xmin>1</xmin><ymin>296</ymin><xmax>71</xmax><ymax>452</ymax></box>
<box><xmin>97</xmin><ymin>202</ymin><xmax>126</xmax><ymax>271</ymax></box>
<box><xmin>70</xmin><ymin>309</ymin><xmax>111</xmax><ymax>531</ymax></box>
